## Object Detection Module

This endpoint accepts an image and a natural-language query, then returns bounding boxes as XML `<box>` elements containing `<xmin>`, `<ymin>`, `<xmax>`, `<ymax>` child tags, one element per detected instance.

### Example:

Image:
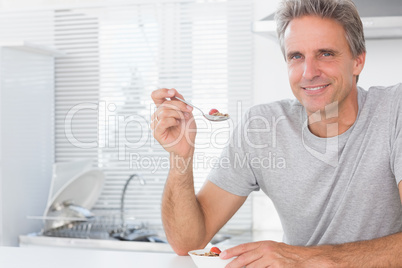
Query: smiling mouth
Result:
<box><xmin>302</xmin><ymin>84</ymin><xmax>330</xmax><ymax>91</ymax></box>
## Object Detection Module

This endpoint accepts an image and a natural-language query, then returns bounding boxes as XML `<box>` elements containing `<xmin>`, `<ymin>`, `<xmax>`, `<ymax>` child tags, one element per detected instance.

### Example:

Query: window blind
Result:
<box><xmin>0</xmin><ymin>0</ymin><xmax>254</xmax><ymax>233</ymax></box>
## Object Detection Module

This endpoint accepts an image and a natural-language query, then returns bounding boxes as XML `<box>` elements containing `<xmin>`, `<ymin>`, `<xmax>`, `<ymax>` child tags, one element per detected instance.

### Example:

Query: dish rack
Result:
<box><xmin>42</xmin><ymin>214</ymin><xmax>157</xmax><ymax>241</ymax></box>
<box><xmin>33</xmin><ymin>163</ymin><xmax>164</xmax><ymax>243</ymax></box>
<box><xmin>43</xmin><ymin>215</ymin><xmax>116</xmax><ymax>239</ymax></box>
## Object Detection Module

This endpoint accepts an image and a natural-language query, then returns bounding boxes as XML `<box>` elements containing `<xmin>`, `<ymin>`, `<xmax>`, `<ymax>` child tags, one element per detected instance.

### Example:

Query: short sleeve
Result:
<box><xmin>207</xmin><ymin>108</ymin><xmax>260</xmax><ymax>196</ymax></box>
<box><xmin>389</xmin><ymin>83</ymin><xmax>402</xmax><ymax>186</ymax></box>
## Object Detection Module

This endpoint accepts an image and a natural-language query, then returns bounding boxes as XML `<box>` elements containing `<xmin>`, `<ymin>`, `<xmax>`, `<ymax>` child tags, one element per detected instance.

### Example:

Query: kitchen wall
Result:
<box><xmin>250</xmin><ymin>0</ymin><xmax>285</xmax><ymax>241</ymax></box>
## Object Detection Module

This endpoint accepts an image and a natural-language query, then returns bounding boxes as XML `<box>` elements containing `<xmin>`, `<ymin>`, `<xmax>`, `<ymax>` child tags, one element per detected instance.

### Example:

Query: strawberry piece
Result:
<box><xmin>210</xmin><ymin>247</ymin><xmax>221</xmax><ymax>254</ymax></box>
<box><xmin>209</xmin><ymin>108</ymin><xmax>219</xmax><ymax>115</ymax></box>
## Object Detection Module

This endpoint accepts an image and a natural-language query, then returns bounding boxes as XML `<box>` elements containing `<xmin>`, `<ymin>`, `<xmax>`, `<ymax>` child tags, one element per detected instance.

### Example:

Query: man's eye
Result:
<box><xmin>322</xmin><ymin>52</ymin><xmax>333</xmax><ymax>57</ymax></box>
<box><xmin>291</xmin><ymin>54</ymin><xmax>302</xmax><ymax>60</ymax></box>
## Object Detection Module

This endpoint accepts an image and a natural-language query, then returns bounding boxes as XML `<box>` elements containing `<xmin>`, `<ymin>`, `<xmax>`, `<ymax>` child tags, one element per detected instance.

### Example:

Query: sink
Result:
<box><xmin>111</xmin><ymin>228</ymin><xmax>167</xmax><ymax>243</ymax></box>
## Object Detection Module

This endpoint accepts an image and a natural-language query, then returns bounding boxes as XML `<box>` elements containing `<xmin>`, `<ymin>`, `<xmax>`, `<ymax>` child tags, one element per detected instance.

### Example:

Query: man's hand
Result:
<box><xmin>220</xmin><ymin>241</ymin><xmax>333</xmax><ymax>268</ymax></box>
<box><xmin>220</xmin><ymin>231</ymin><xmax>402</xmax><ymax>267</ymax></box>
<box><xmin>151</xmin><ymin>88</ymin><xmax>196</xmax><ymax>159</ymax></box>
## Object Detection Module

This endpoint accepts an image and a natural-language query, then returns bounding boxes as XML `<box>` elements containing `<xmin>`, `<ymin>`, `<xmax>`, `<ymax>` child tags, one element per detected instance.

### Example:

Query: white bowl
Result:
<box><xmin>188</xmin><ymin>249</ymin><xmax>236</xmax><ymax>268</ymax></box>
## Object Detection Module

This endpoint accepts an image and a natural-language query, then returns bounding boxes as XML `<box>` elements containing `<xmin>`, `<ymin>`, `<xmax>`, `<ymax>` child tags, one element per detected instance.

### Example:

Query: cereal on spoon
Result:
<box><xmin>209</xmin><ymin>109</ymin><xmax>229</xmax><ymax>117</ymax></box>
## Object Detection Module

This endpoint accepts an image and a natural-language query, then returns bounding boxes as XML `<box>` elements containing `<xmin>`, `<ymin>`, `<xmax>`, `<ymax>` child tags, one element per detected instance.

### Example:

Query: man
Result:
<box><xmin>151</xmin><ymin>0</ymin><xmax>402</xmax><ymax>266</ymax></box>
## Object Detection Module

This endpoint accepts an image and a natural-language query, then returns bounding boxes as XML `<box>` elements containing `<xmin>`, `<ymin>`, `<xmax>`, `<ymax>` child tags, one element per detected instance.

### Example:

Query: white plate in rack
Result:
<box><xmin>44</xmin><ymin>168</ymin><xmax>105</xmax><ymax>218</ymax></box>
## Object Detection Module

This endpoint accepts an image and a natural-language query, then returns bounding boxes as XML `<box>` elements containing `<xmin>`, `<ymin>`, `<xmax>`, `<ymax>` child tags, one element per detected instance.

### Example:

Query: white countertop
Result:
<box><xmin>19</xmin><ymin>230</ymin><xmax>283</xmax><ymax>254</ymax></box>
<box><xmin>19</xmin><ymin>234</ymin><xmax>174</xmax><ymax>253</ymax></box>
<box><xmin>0</xmin><ymin>246</ymin><xmax>195</xmax><ymax>268</ymax></box>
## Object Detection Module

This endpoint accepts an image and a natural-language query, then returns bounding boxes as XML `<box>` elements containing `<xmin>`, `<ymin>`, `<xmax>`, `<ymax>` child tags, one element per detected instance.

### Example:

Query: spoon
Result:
<box><xmin>174</xmin><ymin>96</ymin><xmax>229</xmax><ymax>121</ymax></box>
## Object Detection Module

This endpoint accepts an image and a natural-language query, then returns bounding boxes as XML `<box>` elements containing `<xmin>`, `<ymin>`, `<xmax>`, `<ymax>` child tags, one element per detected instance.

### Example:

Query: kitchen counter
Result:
<box><xmin>19</xmin><ymin>233</ymin><xmax>174</xmax><ymax>253</ymax></box>
<box><xmin>0</xmin><ymin>246</ymin><xmax>195</xmax><ymax>268</ymax></box>
<box><xmin>19</xmin><ymin>230</ymin><xmax>283</xmax><ymax>253</ymax></box>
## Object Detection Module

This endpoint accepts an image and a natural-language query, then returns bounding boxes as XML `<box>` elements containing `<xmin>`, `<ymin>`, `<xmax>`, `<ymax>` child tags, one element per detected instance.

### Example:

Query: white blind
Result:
<box><xmin>0</xmin><ymin>0</ymin><xmax>254</xmax><ymax>233</ymax></box>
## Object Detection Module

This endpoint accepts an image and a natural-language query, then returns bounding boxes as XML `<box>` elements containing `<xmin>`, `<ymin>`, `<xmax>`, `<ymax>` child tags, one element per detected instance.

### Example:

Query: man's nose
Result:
<box><xmin>303</xmin><ymin>58</ymin><xmax>321</xmax><ymax>80</ymax></box>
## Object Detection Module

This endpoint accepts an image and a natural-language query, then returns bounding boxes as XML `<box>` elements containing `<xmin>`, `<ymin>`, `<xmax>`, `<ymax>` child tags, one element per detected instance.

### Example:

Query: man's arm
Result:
<box><xmin>151</xmin><ymin>88</ymin><xmax>247</xmax><ymax>255</ymax></box>
<box><xmin>220</xmin><ymin>231</ymin><xmax>402</xmax><ymax>267</ymax></box>
<box><xmin>399</xmin><ymin>181</ymin><xmax>402</xmax><ymax>204</ymax></box>
<box><xmin>162</xmin><ymin>176</ymin><xmax>246</xmax><ymax>255</ymax></box>
<box><xmin>221</xmin><ymin>183</ymin><xmax>402</xmax><ymax>267</ymax></box>
<box><xmin>321</xmin><ymin>232</ymin><xmax>402</xmax><ymax>267</ymax></box>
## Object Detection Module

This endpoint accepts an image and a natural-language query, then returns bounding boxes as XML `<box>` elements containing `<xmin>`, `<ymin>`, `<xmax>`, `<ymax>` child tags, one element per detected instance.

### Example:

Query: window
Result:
<box><xmin>0</xmin><ymin>0</ymin><xmax>254</xmax><ymax>233</ymax></box>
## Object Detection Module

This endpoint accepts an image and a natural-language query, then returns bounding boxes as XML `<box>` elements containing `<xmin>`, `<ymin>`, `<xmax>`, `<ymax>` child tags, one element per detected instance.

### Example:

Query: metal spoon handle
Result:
<box><xmin>174</xmin><ymin>96</ymin><xmax>204</xmax><ymax>114</ymax></box>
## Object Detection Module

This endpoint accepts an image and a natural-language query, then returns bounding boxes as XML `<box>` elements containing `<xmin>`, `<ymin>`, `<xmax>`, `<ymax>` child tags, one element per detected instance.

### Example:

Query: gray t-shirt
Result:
<box><xmin>208</xmin><ymin>84</ymin><xmax>402</xmax><ymax>246</ymax></box>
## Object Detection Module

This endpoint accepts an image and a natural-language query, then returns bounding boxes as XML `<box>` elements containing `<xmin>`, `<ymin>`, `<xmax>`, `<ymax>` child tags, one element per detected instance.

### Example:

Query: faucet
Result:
<box><xmin>120</xmin><ymin>173</ymin><xmax>146</xmax><ymax>229</ymax></box>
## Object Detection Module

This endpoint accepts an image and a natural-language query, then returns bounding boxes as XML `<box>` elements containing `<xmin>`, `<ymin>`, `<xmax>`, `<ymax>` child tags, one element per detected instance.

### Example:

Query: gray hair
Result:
<box><xmin>275</xmin><ymin>0</ymin><xmax>366</xmax><ymax>59</ymax></box>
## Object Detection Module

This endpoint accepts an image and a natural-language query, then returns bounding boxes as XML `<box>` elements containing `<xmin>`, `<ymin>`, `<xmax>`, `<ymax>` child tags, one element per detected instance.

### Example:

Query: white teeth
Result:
<box><xmin>304</xmin><ymin>85</ymin><xmax>327</xmax><ymax>91</ymax></box>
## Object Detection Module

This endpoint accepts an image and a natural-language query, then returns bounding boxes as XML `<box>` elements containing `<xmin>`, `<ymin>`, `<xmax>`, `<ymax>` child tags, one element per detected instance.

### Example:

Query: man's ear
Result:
<box><xmin>353</xmin><ymin>52</ymin><xmax>366</xmax><ymax>77</ymax></box>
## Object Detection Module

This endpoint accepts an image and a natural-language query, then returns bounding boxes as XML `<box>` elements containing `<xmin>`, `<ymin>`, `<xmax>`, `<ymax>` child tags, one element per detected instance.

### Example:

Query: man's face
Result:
<box><xmin>284</xmin><ymin>16</ymin><xmax>365</xmax><ymax>116</ymax></box>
